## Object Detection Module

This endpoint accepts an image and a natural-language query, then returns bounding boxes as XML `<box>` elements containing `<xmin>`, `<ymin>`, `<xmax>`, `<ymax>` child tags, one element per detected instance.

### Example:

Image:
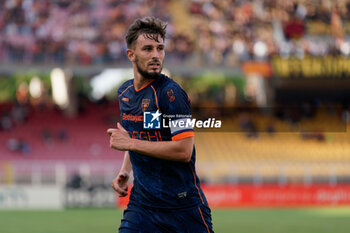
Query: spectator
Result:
<box><xmin>0</xmin><ymin>113</ymin><xmax>12</xmax><ymax>131</ymax></box>
<box><xmin>57</xmin><ymin>128</ymin><xmax>69</xmax><ymax>141</ymax></box>
<box><xmin>0</xmin><ymin>0</ymin><xmax>349</xmax><ymax>65</ymax></box>
<box><xmin>7</xmin><ymin>137</ymin><xmax>31</xmax><ymax>154</ymax></box>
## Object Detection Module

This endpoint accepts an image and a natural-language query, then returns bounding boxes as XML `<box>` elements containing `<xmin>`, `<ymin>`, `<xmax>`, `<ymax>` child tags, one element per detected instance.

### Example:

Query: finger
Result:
<box><xmin>119</xmin><ymin>186</ymin><xmax>128</xmax><ymax>197</ymax></box>
<box><xmin>119</xmin><ymin>191</ymin><xmax>128</xmax><ymax>197</ymax></box>
<box><xmin>112</xmin><ymin>184</ymin><xmax>128</xmax><ymax>196</ymax></box>
<box><xmin>107</xmin><ymin>128</ymin><xmax>116</xmax><ymax>136</ymax></box>
<box><xmin>117</xmin><ymin>122</ymin><xmax>127</xmax><ymax>133</ymax></box>
<box><xmin>122</xmin><ymin>185</ymin><xmax>128</xmax><ymax>195</ymax></box>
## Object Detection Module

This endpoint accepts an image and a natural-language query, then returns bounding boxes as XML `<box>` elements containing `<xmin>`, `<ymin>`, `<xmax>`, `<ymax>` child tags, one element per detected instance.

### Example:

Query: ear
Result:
<box><xmin>126</xmin><ymin>49</ymin><xmax>135</xmax><ymax>62</ymax></box>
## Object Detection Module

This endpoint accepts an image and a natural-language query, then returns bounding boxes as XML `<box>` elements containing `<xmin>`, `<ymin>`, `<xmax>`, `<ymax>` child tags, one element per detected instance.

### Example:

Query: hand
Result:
<box><xmin>112</xmin><ymin>172</ymin><xmax>129</xmax><ymax>197</ymax></box>
<box><xmin>107</xmin><ymin>123</ymin><xmax>133</xmax><ymax>151</ymax></box>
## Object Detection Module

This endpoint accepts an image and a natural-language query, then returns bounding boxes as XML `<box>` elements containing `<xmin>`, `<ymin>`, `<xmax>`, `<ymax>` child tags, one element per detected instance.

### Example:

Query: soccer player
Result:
<box><xmin>107</xmin><ymin>17</ymin><xmax>214</xmax><ymax>233</ymax></box>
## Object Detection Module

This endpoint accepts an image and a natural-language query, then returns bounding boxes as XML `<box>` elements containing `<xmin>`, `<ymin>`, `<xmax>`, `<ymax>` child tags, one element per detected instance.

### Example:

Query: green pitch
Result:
<box><xmin>0</xmin><ymin>207</ymin><xmax>350</xmax><ymax>233</ymax></box>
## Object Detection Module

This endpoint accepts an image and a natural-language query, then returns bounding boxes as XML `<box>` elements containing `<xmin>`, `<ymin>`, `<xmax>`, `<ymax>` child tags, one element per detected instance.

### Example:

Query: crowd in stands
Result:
<box><xmin>0</xmin><ymin>0</ymin><xmax>179</xmax><ymax>65</ymax></box>
<box><xmin>189</xmin><ymin>0</ymin><xmax>350</xmax><ymax>65</ymax></box>
<box><xmin>1</xmin><ymin>0</ymin><xmax>350</xmax><ymax>66</ymax></box>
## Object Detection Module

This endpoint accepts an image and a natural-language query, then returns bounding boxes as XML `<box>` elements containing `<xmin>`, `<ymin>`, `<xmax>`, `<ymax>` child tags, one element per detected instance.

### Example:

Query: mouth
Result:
<box><xmin>148</xmin><ymin>61</ymin><xmax>161</xmax><ymax>69</ymax></box>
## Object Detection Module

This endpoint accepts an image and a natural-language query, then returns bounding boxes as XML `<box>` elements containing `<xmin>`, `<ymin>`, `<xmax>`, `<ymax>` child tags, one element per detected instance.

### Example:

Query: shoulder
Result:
<box><xmin>117</xmin><ymin>79</ymin><xmax>133</xmax><ymax>96</ymax></box>
<box><xmin>157</xmin><ymin>75</ymin><xmax>191</xmax><ymax>111</ymax></box>
<box><xmin>157</xmin><ymin>74</ymin><xmax>187</xmax><ymax>96</ymax></box>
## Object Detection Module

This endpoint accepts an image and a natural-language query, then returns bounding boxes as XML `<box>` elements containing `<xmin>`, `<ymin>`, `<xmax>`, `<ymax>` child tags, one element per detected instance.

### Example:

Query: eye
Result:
<box><xmin>143</xmin><ymin>47</ymin><xmax>152</xmax><ymax>51</ymax></box>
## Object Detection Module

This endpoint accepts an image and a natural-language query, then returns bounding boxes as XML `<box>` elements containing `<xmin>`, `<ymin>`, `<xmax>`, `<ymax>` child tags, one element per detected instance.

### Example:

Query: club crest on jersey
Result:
<box><xmin>141</xmin><ymin>99</ymin><xmax>151</xmax><ymax>112</ymax></box>
<box><xmin>143</xmin><ymin>110</ymin><xmax>161</xmax><ymax>129</ymax></box>
<box><xmin>167</xmin><ymin>89</ymin><xmax>175</xmax><ymax>102</ymax></box>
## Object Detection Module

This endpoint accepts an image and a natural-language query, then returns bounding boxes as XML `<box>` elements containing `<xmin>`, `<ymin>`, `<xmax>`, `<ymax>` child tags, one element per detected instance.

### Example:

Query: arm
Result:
<box><xmin>111</xmin><ymin>151</ymin><xmax>132</xmax><ymax>197</ymax></box>
<box><xmin>119</xmin><ymin>150</ymin><xmax>132</xmax><ymax>174</ymax></box>
<box><xmin>130</xmin><ymin>135</ymin><xmax>194</xmax><ymax>163</ymax></box>
<box><xmin>107</xmin><ymin>123</ymin><xmax>194</xmax><ymax>163</ymax></box>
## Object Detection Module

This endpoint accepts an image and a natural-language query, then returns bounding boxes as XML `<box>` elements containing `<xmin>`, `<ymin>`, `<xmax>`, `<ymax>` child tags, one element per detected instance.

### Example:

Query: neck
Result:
<box><xmin>133</xmin><ymin>67</ymin><xmax>153</xmax><ymax>90</ymax></box>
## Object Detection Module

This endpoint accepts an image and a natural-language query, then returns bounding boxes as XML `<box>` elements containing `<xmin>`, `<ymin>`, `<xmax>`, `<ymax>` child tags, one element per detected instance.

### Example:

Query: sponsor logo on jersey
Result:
<box><xmin>177</xmin><ymin>191</ymin><xmax>188</xmax><ymax>199</ymax></box>
<box><xmin>122</xmin><ymin>113</ymin><xmax>143</xmax><ymax>122</ymax></box>
<box><xmin>128</xmin><ymin>130</ymin><xmax>162</xmax><ymax>141</ymax></box>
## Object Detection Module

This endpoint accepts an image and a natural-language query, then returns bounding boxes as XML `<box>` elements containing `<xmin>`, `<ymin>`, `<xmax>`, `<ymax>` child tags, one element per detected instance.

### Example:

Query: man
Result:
<box><xmin>107</xmin><ymin>17</ymin><xmax>214</xmax><ymax>233</ymax></box>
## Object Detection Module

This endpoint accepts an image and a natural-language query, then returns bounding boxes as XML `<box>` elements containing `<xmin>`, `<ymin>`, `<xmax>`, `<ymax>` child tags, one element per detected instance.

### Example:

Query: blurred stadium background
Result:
<box><xmin>0</xmin><ymin>0</ymin><xmax>350</xmax><ymax>232</ymax></box>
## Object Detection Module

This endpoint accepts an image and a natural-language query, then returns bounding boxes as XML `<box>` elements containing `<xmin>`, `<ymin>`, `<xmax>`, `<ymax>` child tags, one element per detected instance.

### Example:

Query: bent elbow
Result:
<box><xmin>179</xmin><ymin>149</ymin><xmax>192</xmax><ymax>163</ymax></box>
<box><xmin>182</xmin><ymin>153</ymin><xmax>191</xmax><ymax>163</ymax></box>
<box><xmin>175</xmin><ymin>138</ymin><xmax>194</xmax><ymax>163</ymax></box>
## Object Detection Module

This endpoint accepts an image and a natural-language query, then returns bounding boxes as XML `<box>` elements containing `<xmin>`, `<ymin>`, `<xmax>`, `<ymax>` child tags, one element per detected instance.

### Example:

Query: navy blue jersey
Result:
<box><xmin>118</xmin><ymin>74</ymin><xmax>208</xmax><ymax>209</ymax></box>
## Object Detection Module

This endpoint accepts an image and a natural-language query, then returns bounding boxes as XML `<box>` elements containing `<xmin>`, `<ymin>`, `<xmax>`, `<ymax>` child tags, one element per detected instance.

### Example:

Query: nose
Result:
<box><xmin>151</xmin><ymin>48</ymin><xmax>160</xmax><ymax>60</ymax></box>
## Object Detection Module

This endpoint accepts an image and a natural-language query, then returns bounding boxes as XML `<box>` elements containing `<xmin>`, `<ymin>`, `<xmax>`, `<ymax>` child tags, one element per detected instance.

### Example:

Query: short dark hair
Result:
<box><xmin>126</xmin><ymin>17</ymin><xmax>167</xmax><ymax>49</ymax></box>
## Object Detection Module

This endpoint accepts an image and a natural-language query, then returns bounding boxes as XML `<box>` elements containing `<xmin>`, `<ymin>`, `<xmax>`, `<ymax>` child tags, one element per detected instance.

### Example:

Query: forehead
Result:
<box><xmin>135</xmin><ymin>34</ymin><xmax>164</xmax><ymax>48</ymax></box>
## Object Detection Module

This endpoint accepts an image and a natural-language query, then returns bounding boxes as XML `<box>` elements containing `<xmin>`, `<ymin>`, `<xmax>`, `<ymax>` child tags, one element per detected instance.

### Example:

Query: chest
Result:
<box><xmin>120</xmin><ymin>87</ymin><xmax>159</xmax><ymax>115</ymax></box>
<box><xmin>119</xmin><ymin>86</ymin><xmax>169</xmax><ymax>141</ymax></box>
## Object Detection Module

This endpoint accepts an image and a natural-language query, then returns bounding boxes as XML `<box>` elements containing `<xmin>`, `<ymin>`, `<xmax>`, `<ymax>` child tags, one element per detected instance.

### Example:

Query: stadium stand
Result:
<box><xmin>194</xmin><ymin>111</ymin><xmax>350</xmax><ymax>183</ymax></box>
<box><xmin>0</xmin><ymin>101</ymin><xmax>124</xmax><ymax>161</ymax></box>
<box><xmin>185</xmin><ymin>0</ymin><xmax>350</xmax><ymax>65</ymax></box>
<box><xmin>0</xmin><ymin>0</ymin><xmax>193</xmax><ymax>65</ymax></box>
<box><xmin>1</xmin><ymin>0</ymin><xmax>349</xmax><ymax>66</ymax></box>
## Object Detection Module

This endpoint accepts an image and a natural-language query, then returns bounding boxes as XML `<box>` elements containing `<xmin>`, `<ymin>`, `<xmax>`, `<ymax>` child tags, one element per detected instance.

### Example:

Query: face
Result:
<box><xmin>128</xmin><ymin>34</ymin><xmax>165</xmax><ymax>79</ymax></box>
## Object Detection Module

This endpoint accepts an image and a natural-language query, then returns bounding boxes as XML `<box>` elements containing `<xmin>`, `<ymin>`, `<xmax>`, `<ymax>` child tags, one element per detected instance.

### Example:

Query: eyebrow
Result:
<box><xmin>141</xmin><ymin>44</ymin><xmax>164</xmax><ymax>49</ymax></box>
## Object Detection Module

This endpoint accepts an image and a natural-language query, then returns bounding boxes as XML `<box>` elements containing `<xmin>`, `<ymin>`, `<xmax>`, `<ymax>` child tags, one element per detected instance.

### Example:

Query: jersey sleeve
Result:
<box><xmin>117</xmin><ymin>80</ymin><xmax>133</xmax><ymax>128</ymax></box>
<box><xmin>160</xmin><ymin>83</ymin><xmax>194</xmax><ymax>141</ymax></box>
